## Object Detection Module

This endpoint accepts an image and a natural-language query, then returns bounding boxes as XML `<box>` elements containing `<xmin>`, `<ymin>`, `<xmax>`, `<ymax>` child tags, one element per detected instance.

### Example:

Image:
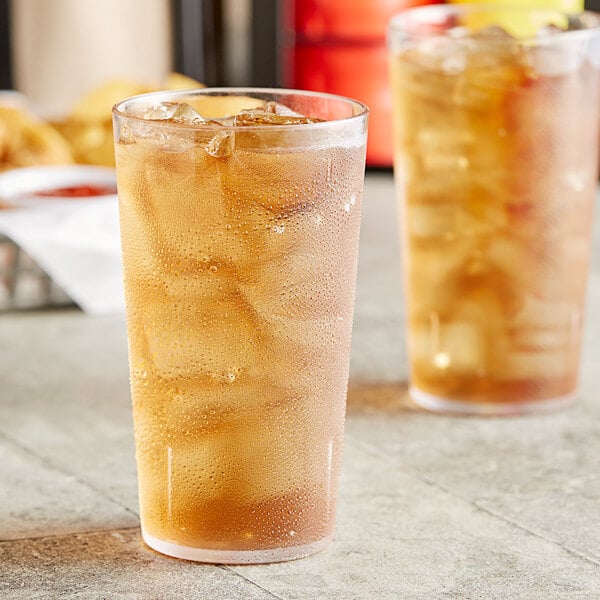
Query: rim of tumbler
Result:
<box><xmin>112</xmin><ymin>87</ymin><xmax>370</xmax><ymax>132</ymax></box>
<box><xmin>389</xmin><ymin>4</ymin><xmax>600</xmax><ymax>42</ymax></box>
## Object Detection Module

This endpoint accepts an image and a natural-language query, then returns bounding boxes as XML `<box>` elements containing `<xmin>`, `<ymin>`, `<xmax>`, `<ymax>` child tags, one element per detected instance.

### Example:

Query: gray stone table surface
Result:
<box><xmin>1</xmin><ymin>172</ymin><xmax>600</xmax><ymax>599</ymax></box>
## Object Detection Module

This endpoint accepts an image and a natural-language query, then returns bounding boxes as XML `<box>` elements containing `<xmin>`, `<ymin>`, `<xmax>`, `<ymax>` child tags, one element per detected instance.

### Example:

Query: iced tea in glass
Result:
<box><xmin>389</xmin><ymin>7</ymin><xmax>600</xmax><ymax>414</ymax></box>
<box><xmin>112</xmin><ymin>89</ymin><xmax>367</xmax><ymax>563</ymax></box>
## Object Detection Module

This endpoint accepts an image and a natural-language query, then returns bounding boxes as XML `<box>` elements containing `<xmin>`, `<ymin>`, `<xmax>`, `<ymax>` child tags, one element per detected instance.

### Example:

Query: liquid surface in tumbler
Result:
<box><xmin>115</xmin><ymin>99</ymin><xmax>364</xmax><ymax>551</ymax></box>
<box><xmin>392</xmin><ymin>24</ymin><xmax>599</xmax><ymax>405</ymax></box>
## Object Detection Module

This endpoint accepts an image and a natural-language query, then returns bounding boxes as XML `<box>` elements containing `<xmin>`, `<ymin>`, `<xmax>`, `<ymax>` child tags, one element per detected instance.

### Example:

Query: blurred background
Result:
<box><xmin>1</xmin><ymin>0</ymin><xmax>599</xmax><ymax>168</ymax></box>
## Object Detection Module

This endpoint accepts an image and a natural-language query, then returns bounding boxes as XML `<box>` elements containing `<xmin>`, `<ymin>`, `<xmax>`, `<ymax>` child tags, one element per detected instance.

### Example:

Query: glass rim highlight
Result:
<box><xmin>112</xmin><ymin>86</ymin><xmax>370</xmax><ymax>133</ymax></box>
<box><xmin>388</xmin><ymin>4</ymin><xmax>600</xmax><ymax>43</ymax></box>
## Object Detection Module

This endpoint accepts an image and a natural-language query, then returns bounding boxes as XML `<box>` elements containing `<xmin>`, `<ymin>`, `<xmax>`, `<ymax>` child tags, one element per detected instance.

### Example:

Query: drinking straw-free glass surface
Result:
<box><xmin>113</xmin><ymin>88</ymin><xmax>368</xmax><ymax>562</ymax></box>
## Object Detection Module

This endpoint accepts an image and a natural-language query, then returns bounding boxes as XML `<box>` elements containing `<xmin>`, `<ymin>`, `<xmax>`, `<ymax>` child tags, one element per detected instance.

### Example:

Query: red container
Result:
<box><xmin>281</xmin><ymin>0</ymin><xmax>439</xmax><ymax>167</ymax></box>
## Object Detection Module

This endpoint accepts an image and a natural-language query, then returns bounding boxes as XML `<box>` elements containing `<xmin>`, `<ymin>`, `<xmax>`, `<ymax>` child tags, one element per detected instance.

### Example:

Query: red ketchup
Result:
<box><xmin>32</xmin><ymin>184</ymin><xmax>117</xmax><ymax>198</ymax></box>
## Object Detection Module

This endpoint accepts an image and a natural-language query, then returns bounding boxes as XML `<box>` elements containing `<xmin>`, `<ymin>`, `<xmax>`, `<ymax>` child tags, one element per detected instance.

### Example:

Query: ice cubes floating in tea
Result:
<box><xmin>119</xmin><ymin>100</ymin><xmax>328</xmax><ymax>158</ymax></box>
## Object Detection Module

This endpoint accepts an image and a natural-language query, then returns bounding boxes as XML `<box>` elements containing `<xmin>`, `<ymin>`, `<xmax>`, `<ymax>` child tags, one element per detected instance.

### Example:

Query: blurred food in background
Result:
<box><xmin>0</xmin><ymin>74</ymin><xmax>204</xmax><ymax>171</ymax></box>
<box><xmin>0</xmin><ymin>106</ymin><xmax>73</xmax><ymax>171</ymax></box>
<box><xmin>52</xmin><ymin>73</ymin><xmax>204</xmax><ymax>167</ymax></box>
<box><xmin>1</xmin><ymin>0</ymin><xmax>595</xmax><ymax>171</ymax></box>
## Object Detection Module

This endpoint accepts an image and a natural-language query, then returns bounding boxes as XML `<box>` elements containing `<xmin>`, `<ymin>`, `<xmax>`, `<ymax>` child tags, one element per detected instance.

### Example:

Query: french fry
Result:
<box><xmin>1</xmin><ymin>73</ymin><xmax>205</xmax><ymax>170</ymax></box>
<box><xmin>0</xmin><ymin>107</ymin><xmax>73</xmax><ymax>171</ymax></box>
<box><xmin>60</xmin><ymin>73</ymin><xmax>205</xmax><ymax>167</ymax></box>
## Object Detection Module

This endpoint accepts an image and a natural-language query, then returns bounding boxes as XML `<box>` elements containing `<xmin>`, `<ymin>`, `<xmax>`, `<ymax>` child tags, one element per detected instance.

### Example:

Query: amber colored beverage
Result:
<box><xmin>389</xmin><ymin>7</ymin><xmax>600</xmax><ymax>414</ymax></box>
<box><xmin>113</xmin><ymin>89</ymin><xmax>367</xmax><ymax>563</ymax></box>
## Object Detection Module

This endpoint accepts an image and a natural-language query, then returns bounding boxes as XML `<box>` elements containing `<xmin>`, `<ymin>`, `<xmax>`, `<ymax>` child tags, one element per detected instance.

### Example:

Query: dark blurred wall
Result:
<box><xmin>1</xmin><ymin>0</ymin><xmax>599</xmax><ymax>90</ymax></box>
<box><xmin>171</xmin><ymin>0</ymin><xmax>224</xmax><ymax>85</ymax></box>
<box><xmin>0</xmin><ymin>0</ymin><xmax>11</xmax><ymax>88</ymax></box>
<box><xmin>251</xmin><ymin>0</ymin><xmax>278</xmax><ymax>86</ymax></box>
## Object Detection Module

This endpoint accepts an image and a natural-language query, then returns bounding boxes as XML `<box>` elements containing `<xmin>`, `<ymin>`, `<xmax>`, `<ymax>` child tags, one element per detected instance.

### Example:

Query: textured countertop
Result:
<box><xmin>1</xmin><ymin>172</ymin><xmax>600</xmax><ymax>599</ymax></box>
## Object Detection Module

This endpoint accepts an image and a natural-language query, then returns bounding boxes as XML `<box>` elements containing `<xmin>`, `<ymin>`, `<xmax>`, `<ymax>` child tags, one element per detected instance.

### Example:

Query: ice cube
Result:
<box><xmin>136</xmin><ymin>101</ymin><xmax>207</xmax><ymax>125</ymax></box>
<box><xmin>511</xmin><ymin>295</ymin><xmax>578</xmax><ymax>330</ymax></box>
<box><xmin>411</xmin><ymin>279</ymin><xmax>515</xmax><ymax>381</ymax></box>
<box><xmin>134</xmin><ymin>430</ymin><xmax>228</xmax><ymax>533</ymax></box>
<box><xmin>502</xmin><ymin>347</ymin><xmax>571</xmax><ymax>379</ymax></box>
<box><xmin>160</xmin><ymin>377</ymin><xmax>272</xmax><ymax>437</ymax></box>
<box><xmin>406</xmin><ymin>236</ymin><xmax>479</xmax><ymax>318</ymax></box>
<box><xmin>441</xmin><ymin>50</ymin><xmax>468</xmax><ymax>75</ymax></box>
<box><xmin>118</xmin><ymin>115</ymin><xmax>199</xmax><ymax>153</ymax></box>
<box><xmin>408</xmin><ymin>204</ymin><xmax>474</xmax><ymax>240</ymax></box>
<box><xmin>410</xmin><ymin>318</ymin><xmax>488</xmax><ymax>377</ymax></box>
<box><xmin>261</xmin><ymin>101</ymin><xmax>305</xmax><ymax>117</ymax></box>
<box><xmin>440</xmin><ymin>321</ymin><xmax>487</xmax><ymax>374</ymax></box>
<box><xmin>137</xmin><ymin>284</ymin><xmax>262</xmax><ymax>381</ymax></box>
<box><xmin>485</xmin><ymin>229</ymin><xmax>585</xmax><ymax>305</ymax></box>
<box><xmin>509</xmin><ymin>326</ymin><xmax>577</xmax><ymax>352</ymax></box>
<box><xmin>220</xmin><ymin>403</ymin><xmax>339</xmax><ymax>503</ymax></box>
<box><xmin>234</xmin><ymin>109</ymin><xmax>323</xmax><ymax>127</ymax></box>
<box><xmin>138</xmin><ymin>401</ymin><xmax>339</xmax><ymax>545</ymax></box>
<box><xmin>220</xmin><ymin>143</ymin><xmax>364</xmax><ymax>214</ymax></box>
<box><xmin>485</xmin><ymin>234</ymin><xmax>545</xmax><ymax>298</ymax></box>
<box><xmin>526</xmin><ymin>43</ymin><xmax>583</xmax><ymax>76</ymax></box>
<box><xmin>237</xmin><ymin>200</ymin><xmax>357</xmax><ymax>319</ymax></box>
<box><xmin>247</xmin><ymin>278</ymin><xmax>354</xmax><ymax>400</ymax></box>
<box><xmin>120</xmin><ymin>141</ymin><xmax>264</xmax><ymax>272</ymax></box>
<box><xmin>508</xmin><ymin>293</ymin><xmax>581</xmax><ymax>348</ymax></box>
<box><xmin>231</xmin><ymin>203</ymin><xmax>358</xmax><ymax>391</ymax></box>
<box><xmin>470</xmin><ymin>25</ymin><xmax>514</xmax><ymax>41</ymax></box>
<box><xmin>411</xmin><ymin>37</ymin><xmax>469</xmax><ymax>74</ymax></box>
<box><xmin>205</xmin><ymin>130</ymin><xmax>234</xmax><ymax>157</ymax></box>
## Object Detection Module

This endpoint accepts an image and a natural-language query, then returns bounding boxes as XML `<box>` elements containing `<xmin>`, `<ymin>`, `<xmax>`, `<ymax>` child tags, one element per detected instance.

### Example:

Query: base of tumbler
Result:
<box><xmin>142</xmin><ymin>530</ymin><xmax>333</xmax><ymax>564</ymax></box>
<box><xmin>409</xmin><ymin>386</ymin><xmax>577</xmax><ymax>416</ymax></box>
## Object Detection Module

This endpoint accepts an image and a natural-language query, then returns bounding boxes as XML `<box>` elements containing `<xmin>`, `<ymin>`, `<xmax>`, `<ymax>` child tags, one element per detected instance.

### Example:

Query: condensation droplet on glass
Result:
<box><xmin>564</xmin><ymin>170</ymin><xmax>586</xmax><ymax>192</ymax></box>
<box><xmin>119</xmin><ymin>123</ymin><xmax>135</xmax><ymax>144</ymax></box>
<box><xmin>273</xmin><ymin>224</ymin><xmax>285</xmax><ymax>234</ymax></box>
<box><xmin>344</xmin><ymin>194</ymin><xmax>356</xmax><ymax>213</ymax></box>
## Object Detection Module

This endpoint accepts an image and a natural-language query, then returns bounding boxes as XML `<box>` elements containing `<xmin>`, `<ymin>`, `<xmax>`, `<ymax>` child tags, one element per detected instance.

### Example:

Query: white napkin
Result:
<box><xmin>0</xmin><ymin>197</ymin><xmax>125</xmax><ymax>315</ymax></box>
